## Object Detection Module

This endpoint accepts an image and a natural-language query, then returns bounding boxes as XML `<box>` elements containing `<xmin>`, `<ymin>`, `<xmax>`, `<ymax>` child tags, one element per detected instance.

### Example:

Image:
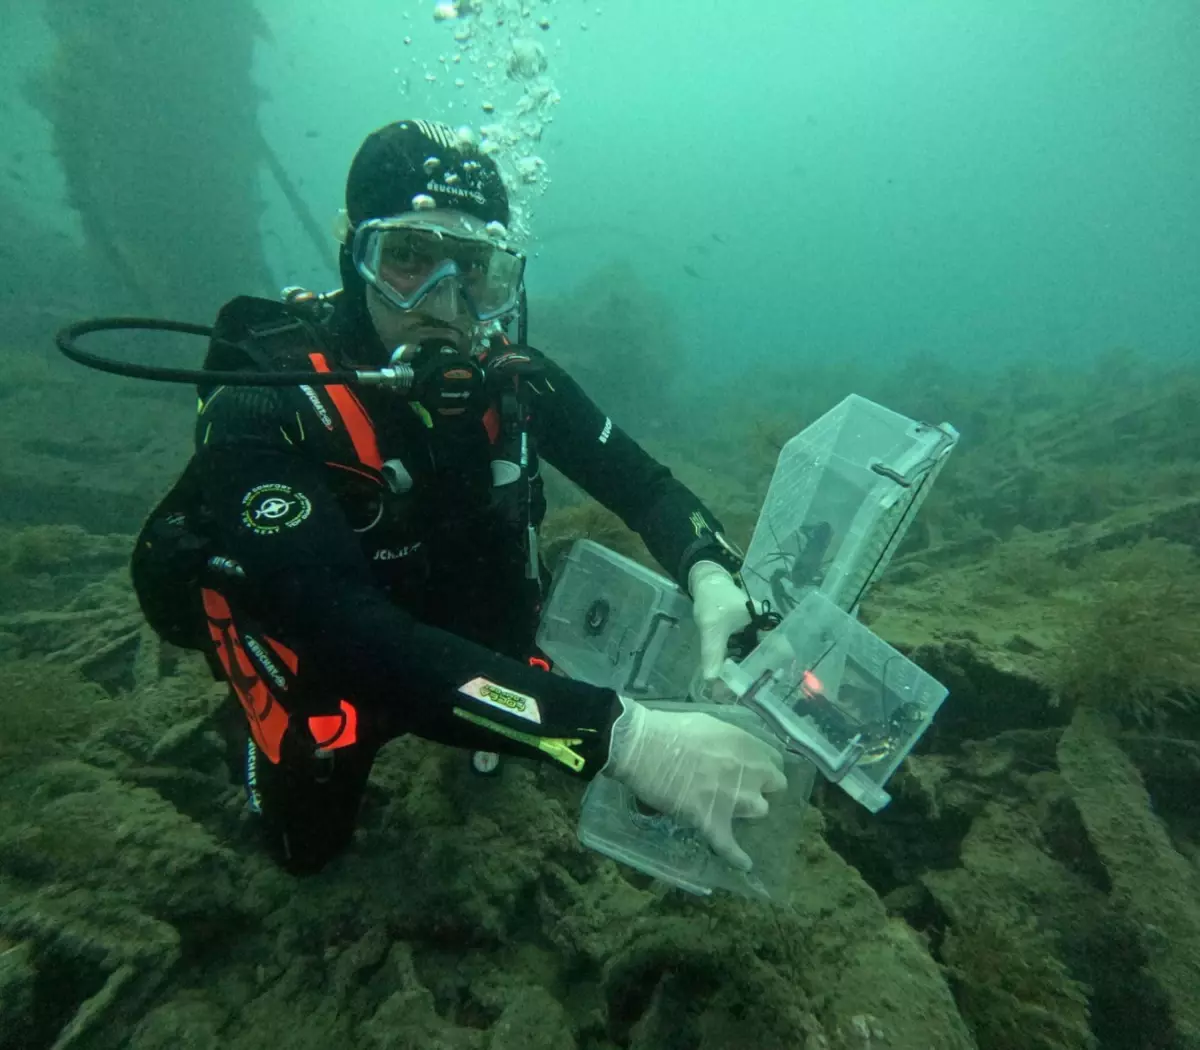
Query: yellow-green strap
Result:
<box><xmin>452</xmin><ymin>707</ymin><xmax>586</xmax><ymax>773</ymax></box>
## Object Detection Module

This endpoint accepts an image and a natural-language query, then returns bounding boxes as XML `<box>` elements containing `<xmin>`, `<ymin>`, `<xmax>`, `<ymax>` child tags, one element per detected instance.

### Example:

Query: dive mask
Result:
<box><xmin>350</xmin><ymin>211</ymin><xmax>525</xmax><ymax>323</ymax></box>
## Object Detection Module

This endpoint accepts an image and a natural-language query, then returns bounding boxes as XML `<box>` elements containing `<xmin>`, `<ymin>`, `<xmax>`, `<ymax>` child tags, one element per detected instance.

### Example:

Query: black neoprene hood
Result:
<box><xmin>345</xmin><ymin>119</ymin><xmax>510</xmax><ymax>228</ymax></box>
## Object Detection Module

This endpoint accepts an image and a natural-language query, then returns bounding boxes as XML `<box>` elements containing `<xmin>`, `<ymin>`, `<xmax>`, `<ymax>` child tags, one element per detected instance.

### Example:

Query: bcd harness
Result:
<box><xmin>200</xmin><ymin>296</ymin><xmax>547</xmax><ymax>575</ymax></box>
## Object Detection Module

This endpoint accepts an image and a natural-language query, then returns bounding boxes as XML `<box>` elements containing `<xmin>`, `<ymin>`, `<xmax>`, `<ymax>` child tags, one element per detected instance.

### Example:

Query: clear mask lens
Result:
<box><xmin>353</xmin><ymin>218</ymin><xmax>524</xmax><ymax>321</ymax></box>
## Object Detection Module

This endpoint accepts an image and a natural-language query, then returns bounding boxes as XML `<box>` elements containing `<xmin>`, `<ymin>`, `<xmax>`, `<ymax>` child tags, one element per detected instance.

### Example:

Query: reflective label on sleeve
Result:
<box><xmin>458</xmin><ymin>676</ymin><xmax>543</xmax><ymax>724</ymax></box>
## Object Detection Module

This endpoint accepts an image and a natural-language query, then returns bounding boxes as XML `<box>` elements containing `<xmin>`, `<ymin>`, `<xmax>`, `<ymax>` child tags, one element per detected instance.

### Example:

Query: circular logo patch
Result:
<box><xmin>241</xmin><ymin>483</ymin><xmax>313</xmax><ymax>535</ymax></box>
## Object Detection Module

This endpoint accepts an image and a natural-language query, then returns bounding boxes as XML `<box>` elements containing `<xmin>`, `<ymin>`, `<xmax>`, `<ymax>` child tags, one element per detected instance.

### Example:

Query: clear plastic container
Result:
<box><xmin>721</xmin><ymin>588</ymin><xmax>949</xmax><ymax>812</ymax></box>
<box><xmin>577</xmin><ymin>702</ymin><xmax>817</xmax><ymax>900</ymax></box>
<box><xmin>539</xmin><ymin>396</ymin><xmax>958</xmax><ymax>894</ymax></box>
<box><xmin>741</xmin><ymin>394</ymin><xmax>958</xmax><ymax>618</ymax></box>
<box><xmin>538</xmin><ymin>399</ymin><xmax>958</xmax><ymax>710</ymax></box>
<box><xmin>536</xmin><ymin>540</ymin><xmax>698</xmax><ymax>700</ymax></box>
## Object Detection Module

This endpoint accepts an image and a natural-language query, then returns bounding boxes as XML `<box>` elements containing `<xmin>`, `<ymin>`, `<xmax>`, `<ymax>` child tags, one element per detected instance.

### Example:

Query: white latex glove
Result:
<box><xmin>604</xmin><ymin>697</ymin><xmax>788</xmax><ymax>871</ymax></box>
<box><xmin>689</xmin><ymin>560</ymin><xmax>753</xmax><ymax>680</ymax></box>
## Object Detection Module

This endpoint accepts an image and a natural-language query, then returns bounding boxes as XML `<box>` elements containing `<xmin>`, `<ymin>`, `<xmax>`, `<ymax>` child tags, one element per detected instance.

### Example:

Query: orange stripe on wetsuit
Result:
<box><xmin>202</xmin><ymin>588</ymin><xmax>291</xmax><ymax>764</ymax></box>
<box><xmin>203</xmin><ymin>590</ymin><xmax>359</xmax><ymax>760</ymax></box>
<box><xmin>309</xmin><ymin>352</ymin><xmax>383</xmax><ymax>471</ymax></box>
<box><xmin>308</xmin><ymin>700</ymin><xmax>358</xmax><ymax>752</ymax></box>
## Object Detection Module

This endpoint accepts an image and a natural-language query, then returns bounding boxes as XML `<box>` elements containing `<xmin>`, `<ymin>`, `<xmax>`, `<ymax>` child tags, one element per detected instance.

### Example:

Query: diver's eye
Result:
<box><xmin>383</xmin><ymin>245</ymin><xmax>436</xmax><ymax>275</ymax></box>
<box><xmin>457</xmin><ymin>247</ymin><xmax>491</xmax><ymax>275</ymax></box>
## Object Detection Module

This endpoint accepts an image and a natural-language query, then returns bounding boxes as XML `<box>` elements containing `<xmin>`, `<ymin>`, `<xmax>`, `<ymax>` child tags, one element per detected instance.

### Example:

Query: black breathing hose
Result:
<box><xmin>54</xmin><ymin>316</ymin><xmax>364</xmax><ymax>387</ymax></box>
<box><xmin>55</xmin><ymin>291</ymin><xmax>530</xmax><ymax>390</ymax></box>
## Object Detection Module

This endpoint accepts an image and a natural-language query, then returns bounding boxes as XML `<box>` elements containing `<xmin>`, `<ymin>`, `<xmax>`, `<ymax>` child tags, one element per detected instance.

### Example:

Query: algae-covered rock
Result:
<box><xmin>0</xmin><ymin>659</ymin><xmax>116</xmax><ymax>769</ymax></box>
<box><xmin>1050</xmin><ymin>540</ymin><xmax>1200</xmax><ymax>726</ymax></box>
<box><xmin>220</xmin><ymin>956</ymin><xmax>353</xmax><ymax>1050</ymax></box>
<box><xmin>787</xmin><ymin>820</ymin><xmax>976</xmax><ymax>1050</ymax></box>
<box><xmin>369</xmin><ymin>745</ymin><xmax>585</xmax><ymax>942</ymax></box>
<box><xmin>128</xmin><ymin>996</ymin><xmax>228</xmax><ymax>1050</ymax></box>
<box><xmin>470</xmin><ymin>976</ymin><xmax>577</xmax><ymax>1050</ymax></box>
<box><xmin>540</xmin><ymin>498</ymin><xmax>653</xmax><ymax>572</ymax></box>
<box><xmin>0</xmin><ymin>882</ymin><xmax>181</xmax><ymax>1050</ymax></box>
<box><xmin>922</xmin><ymin>797</ymin><xmax>1105</xmax><ymax>940</ymax></box>
<box><xmin>613</xmin><ymin>914</ymin><xmax>830</xmax><ymax>1050</ymax></box>
<box><xmin>537</xmin><ymin>857</ymin><xmax>656</xmax><ymax>967</ymax></box>
<box><xmin>362</xmin><ymin>942</ymin><xmax>485</xmax><ymax>1050</ymax></box>
<box><xmin>0</xmin><ymin>939</ymin><xmax>36</xmax><ymax>1047</ymax></box>
<box><xmin>941</xmin><ymin>912</ymin><xmax>1095</xmax><ymax>1050</ymax></box>
<box><xmin>0</xmin><ymin>882</ymin><xmax>180</xmax><ymax>974</ymax></box>
<box><xmin>598</xmin><ymin>812</ymin><xmax>974</xmax><ymax>1050</ymax></box>
<box><xmin>1058</xmin><ymin>707</ymin><xmax>1200</xmax><ymax>1049</ymax></box>
<box><xmin>0</xmin><ymin>763</ymin><xmax>242</xmax><ymax>924</ymax></box>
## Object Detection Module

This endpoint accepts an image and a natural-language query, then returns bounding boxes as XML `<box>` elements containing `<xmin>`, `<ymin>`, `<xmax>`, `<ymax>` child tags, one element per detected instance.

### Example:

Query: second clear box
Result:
<box><xmin>536</xmin><ymin>539</ymin><xmax>697</xmax><ymax>700</ymax></box>
<box><xmin>721</xmin><ymin>588</ymin><xmax>949</xmax><ymax>812</ymax></box>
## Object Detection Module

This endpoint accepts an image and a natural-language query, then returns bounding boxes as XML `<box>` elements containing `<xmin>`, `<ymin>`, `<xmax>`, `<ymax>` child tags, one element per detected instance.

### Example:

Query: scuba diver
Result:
<box><xmin>129</xmin><ymin>119</ymin><xmax>786</xmax><ymax>875</ymax></box>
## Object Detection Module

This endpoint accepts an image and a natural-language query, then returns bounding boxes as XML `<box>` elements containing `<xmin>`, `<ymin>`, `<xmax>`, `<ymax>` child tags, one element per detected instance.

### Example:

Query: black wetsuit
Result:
<box><xmin>134</xmin><ymin>295</ymin><xmax>739</xmax><ymax>873</ymax></box>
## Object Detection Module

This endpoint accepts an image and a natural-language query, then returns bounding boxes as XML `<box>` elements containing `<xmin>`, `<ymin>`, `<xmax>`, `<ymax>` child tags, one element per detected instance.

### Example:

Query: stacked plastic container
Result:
<box><xmin>536</xmin><ymin>395</ymin><xmax>959</xmax><ymax>899</ymax></box>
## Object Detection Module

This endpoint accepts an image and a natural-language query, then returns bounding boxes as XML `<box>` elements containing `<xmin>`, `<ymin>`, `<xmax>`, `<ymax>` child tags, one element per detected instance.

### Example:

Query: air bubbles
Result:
<box><xmin>419</xmin><ymin>0</ymin><xmax>563</xmax><ymax>245</ymax></box>
<box><xmin>507</xmin><ymin>38</ymin><xmax>547</xmax><ymax>80</ymax></box>
<box><xmin>455</xmin><ymin>125</ymin><xmax>477</xmax><ymax>147</ymax></box>
<box><xmin>403</xmin><ymin>35</ymin><xmax>413</xmax><ymax>45</ymax></box>
<box><xmin>514</xmin><ymin>155</ymin><xmax>545</xmax><ymax>183</ymax></box>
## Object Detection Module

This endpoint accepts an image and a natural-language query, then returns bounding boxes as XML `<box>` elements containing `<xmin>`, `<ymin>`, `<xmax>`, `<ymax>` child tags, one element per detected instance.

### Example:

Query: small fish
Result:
<box><xmin>682</xmin><ymin>264</ymin><xmax>701</xmax><ymax>280</ymax></box>
<box><xmin>305</xmin><ymin>130</ymin><xmax>320</xmax><ymax>139</ymax></box>
<box><xmin>710</xmin><ymin>232</ymin><xmax>727</xmax><ymax>245</ymax></box>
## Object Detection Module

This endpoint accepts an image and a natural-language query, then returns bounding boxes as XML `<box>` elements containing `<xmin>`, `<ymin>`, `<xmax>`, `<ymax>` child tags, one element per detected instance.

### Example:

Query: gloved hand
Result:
<box><xmin>689</xmin><ymin>560</ymin><xmax>753</xmax><ymax>679</ymax></box>
<box><xmin>603</xmin><ymin>697</ymin><xmax>787</xmax><ymax>871</ymax></box>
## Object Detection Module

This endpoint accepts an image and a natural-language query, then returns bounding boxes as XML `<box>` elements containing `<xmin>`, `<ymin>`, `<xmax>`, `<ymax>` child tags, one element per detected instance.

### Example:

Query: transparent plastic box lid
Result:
<box><xmin>577</xmin><ymin>702</ymin><xmax>817</xmax><ymax>900</ymax></box>
<box><xmin>720</xmin><ymin>588</ymin><xmax>949</xmax><ymax>812</ymax></box>
<box><xmin>741</xmin><ymin>394</ymin><xmax>958</xmax><ymax>619</ymax></box>
<box><xmin>536</xmin><ymin>540</ymin><xmax>697</xmax><ymax>700</ymax></box>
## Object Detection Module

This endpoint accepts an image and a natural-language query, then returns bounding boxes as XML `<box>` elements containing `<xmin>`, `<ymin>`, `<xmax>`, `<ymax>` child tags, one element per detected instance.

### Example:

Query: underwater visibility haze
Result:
<box><xmin>0</xmin><ymin>1</ymin><xmax>1198</xmax><ymax>1048</ymax></box>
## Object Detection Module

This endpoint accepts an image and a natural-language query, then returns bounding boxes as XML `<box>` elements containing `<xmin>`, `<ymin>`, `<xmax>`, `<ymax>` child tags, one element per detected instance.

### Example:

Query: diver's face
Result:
<box><xmin>365</xmin><ymin>282</ymin><xmax>476</xmax><ymax>360</ymax></box>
